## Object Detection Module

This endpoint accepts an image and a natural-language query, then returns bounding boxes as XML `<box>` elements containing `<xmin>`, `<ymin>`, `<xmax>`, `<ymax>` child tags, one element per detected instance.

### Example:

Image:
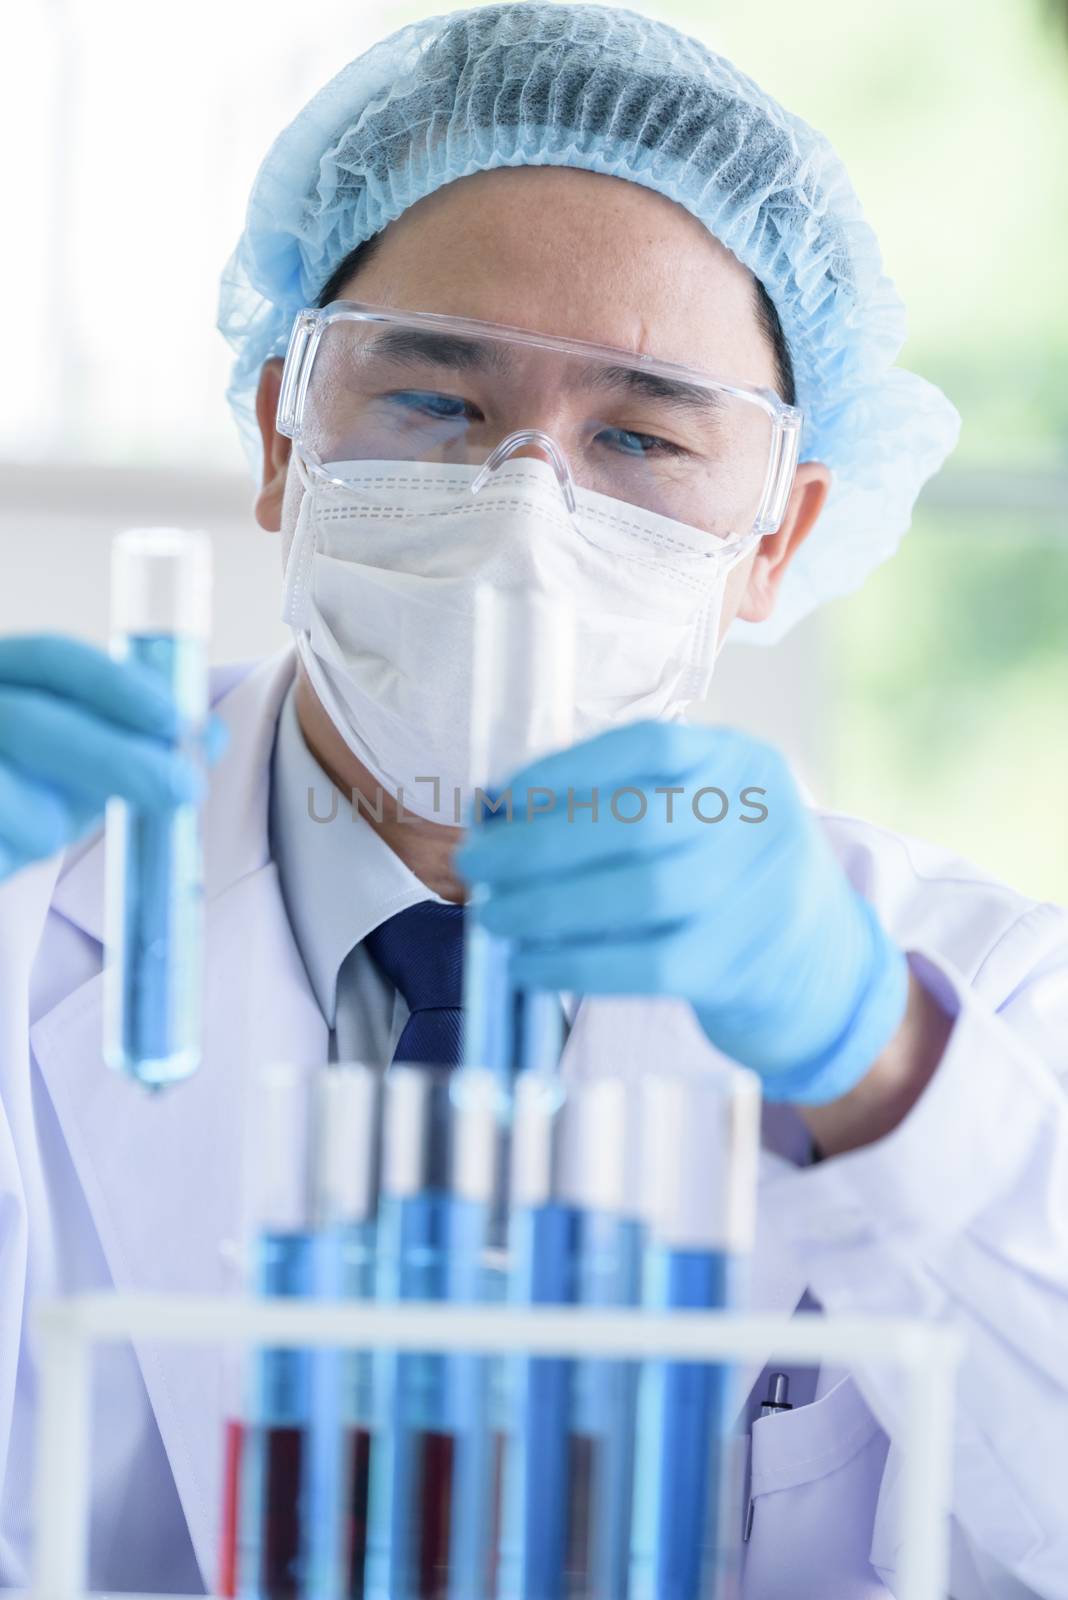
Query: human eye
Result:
<box><xmin>384</xmin><ymin>389</ymin><xmax>481</xmax><ymax>421</ymax></box>
<box><xmin>596</xmin><ymin>425</ymin><xmax>689</xmax><ymax>458</ymax></box>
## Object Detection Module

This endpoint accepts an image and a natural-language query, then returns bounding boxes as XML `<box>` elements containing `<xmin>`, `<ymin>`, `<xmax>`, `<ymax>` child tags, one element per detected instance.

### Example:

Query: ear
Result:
<box><xmin>254</xmin><ymin>359</ymin><xmax>292</xmax><ymax>533</ymax></box>
<box><xmin>736</xmin><ymin>462</ymin><xmax>832</xmax><ymax>625</ymax></box>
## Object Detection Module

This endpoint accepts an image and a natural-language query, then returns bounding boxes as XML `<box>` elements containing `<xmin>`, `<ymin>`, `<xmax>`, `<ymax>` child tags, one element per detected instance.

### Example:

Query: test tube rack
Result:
<box><xmin>31</xmin><ymin>1293</ymin><xmax>960</xmax><ymax>1600</ymax></box>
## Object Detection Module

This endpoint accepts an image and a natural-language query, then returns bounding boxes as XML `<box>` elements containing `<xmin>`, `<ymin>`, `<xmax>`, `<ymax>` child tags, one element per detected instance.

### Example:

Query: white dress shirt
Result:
<box><xmin>268</xmin><ymin>681</ymin><xmax>446</xmax><ymax>1064</ymax></box>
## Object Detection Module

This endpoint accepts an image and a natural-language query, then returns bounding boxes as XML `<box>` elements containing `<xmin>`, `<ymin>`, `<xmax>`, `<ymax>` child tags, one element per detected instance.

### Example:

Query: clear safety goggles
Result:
<box><xmin>277</xmin><ymin>302</ymin><xmax>804</xmax><ymax>541</ymax></box>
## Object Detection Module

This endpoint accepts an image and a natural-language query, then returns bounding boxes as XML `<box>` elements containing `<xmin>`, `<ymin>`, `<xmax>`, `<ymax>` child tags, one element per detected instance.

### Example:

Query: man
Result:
<box><xmin>0</xmin><ymin>6</ymin><xmax>1065</xmax><ymax>1596</ymax></box>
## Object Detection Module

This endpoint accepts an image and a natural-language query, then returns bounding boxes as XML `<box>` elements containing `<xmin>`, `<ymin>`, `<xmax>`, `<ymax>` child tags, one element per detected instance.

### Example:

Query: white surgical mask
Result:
<box><xmin>282</xmin><ymin>456</ymin><xmax>754</xmax><ymax>822</ymax></box>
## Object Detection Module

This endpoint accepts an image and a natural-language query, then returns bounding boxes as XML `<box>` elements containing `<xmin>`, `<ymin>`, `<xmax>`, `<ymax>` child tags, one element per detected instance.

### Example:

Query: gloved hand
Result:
<box><xmin>0</xmin><ymin>634</ymin><xmax>225</xmax><ymax>885</ymax></box>
<box><xmin>456</xmin><ymin>721</ymin><xmax>908</xmax><ymax>1105</ymax></box>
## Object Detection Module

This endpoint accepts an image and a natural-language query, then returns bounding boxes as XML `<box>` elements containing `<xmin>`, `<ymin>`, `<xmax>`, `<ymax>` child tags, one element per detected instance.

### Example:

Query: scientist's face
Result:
<box><xmin>255</xmin><ymin>166</ymin><xmax>830</xmax><ymax>632</ymax></box>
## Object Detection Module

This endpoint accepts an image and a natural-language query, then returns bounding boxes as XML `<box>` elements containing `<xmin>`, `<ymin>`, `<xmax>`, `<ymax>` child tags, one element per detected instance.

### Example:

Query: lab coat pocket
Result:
<box><xmin>742</xmin><ymin>1374</ymin><xmax>891</xmax><ymax>1600</ymax></box>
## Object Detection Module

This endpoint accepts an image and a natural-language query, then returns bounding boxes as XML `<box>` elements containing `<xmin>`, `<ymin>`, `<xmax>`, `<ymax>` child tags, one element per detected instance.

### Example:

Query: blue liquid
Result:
<box><xmin>574</xmin><ymin>1217</ymin><xmax>643</xmax><ymax>1600</ymax></box>
<box><xmin>498</xmin><ymin>1209</ymin><xmax>642</xmax><ymax>1600</ymax></box>
<box><xmin>238</xmin><ymin>1232</ymin><xmax>316</xmax><ymax>1600</ymax></box>
<box><xmin>241</xmin><ymin>1224</ymin><xmax>376</xmax><ymax>1600</ymax></box>
<box><xmin>499</xmin><ymin>1203</ymin><xmax>580</xmax><ymax>1600</ymax></box>
<box><xmin>462</xmin><ymin>917</ymin><xmax>513</xmax><ymax>1080</ymax></box>
<box><xmin>463</xmin><ymin>919</ymin><xmax>563</xmax><ymax>1084</ymax></box>
<box><xmin>463</xmin><ymin>795</ymin><xmax>564</xmax><ymax>1088</ymax></box>
<box><xmin>104</xmin><ymin>632</ymin><xmax>206</xmax><ymax>1088</ymax></box>
<box><xmin>366</xmin><ymin>1191</ymin><xmax>492</xmax><ymax>1600</ymax></box>
<box><xmin>336</xmin><ymin>1224</ymin><xmax>378</xmax><ymax>1598</ymax></box>
<box><xmin>630</xmin><ymin>1248</ymin><xmax>743</xmax><ymax>1600</ymax></box>
<box><xmin>305</xmin><ymin>1225</ymin><xmax>376</xmax><ymax>1600</ymax></box>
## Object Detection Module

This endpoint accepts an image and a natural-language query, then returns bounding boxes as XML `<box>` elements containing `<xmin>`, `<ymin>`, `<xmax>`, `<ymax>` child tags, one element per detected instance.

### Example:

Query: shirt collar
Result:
<box><xmin>269</xmin><ymin>682</ymin><xmax>443</xmax><ymax>1026</ymax></box>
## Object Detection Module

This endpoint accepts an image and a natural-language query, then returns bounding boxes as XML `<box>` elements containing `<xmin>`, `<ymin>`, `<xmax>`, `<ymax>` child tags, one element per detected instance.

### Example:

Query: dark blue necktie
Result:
<box><xmin>363</xmin><ymin>900</ymin><xmax>465</xmax><ymax>1067</ymax></box>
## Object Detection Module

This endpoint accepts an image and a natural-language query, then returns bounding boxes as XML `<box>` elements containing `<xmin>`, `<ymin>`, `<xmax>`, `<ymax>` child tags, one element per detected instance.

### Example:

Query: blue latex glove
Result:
<box><xmin>0</xmin><ymin>635</ymin><xmax>226</xmax><ymax>885</ymax></box>
<box><xmin>456</xmin><ymin>722</ymin><xmax>908</xmax><ymax>1106</ymax></box>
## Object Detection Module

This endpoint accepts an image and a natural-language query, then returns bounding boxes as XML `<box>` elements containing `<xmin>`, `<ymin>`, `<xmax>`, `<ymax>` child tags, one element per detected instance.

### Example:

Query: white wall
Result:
<box><xmin>1</xmin><ymin>463</ymin><xmax>288</xmax><ymax>664</ymax></box>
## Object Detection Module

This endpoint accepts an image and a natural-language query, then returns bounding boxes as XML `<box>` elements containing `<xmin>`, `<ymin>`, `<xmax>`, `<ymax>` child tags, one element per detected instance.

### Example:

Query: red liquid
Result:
<box><xmin>564</xmin><ymin>1434</ymin><xmax>595</xmax><ymax>1598</ymax></box>
<box><xmin>259</xmin><ymin>1427</ymin><xmax>305</xmax><ymax>1600</ymax></box>
<box><xmin>345</xmin><ymin>1428</ymin><xmax>372</xmax><ymax>1599</ymax></box>
<box><xmin>417</xmin><ymin>1432</ymin><xmax>455</xmax><ymax>1600</ymax></box>
<box><xmin>218</xmin><ymin>1419</ymin><xmax>243</xmax><ymax>1598</ymax></box>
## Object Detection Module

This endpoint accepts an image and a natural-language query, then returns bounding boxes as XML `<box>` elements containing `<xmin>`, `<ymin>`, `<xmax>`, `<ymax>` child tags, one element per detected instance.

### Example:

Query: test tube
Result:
<box><xmin>365</xmin><ymin>1064</ymin><xmax>500</xmax><ymax>1600</ymax></box>
<box><xmin>229</xmin><ymin>1065</ymin><xmax>381</xmax><ymax>1600</ymax></box>
<box><xmin>236</xmin><ymin>1065</ymin><xmax>315</xmax><ymax>1600</ymax></box>
<box><xmin>309</xmin><ymin>1065</ymin><xmax>382</xmax><ymax>1600</ymax></box>
<box><xmin>566</xmin><ymin>1077</ymin><xmax>644</xmax><ymax>1600</ymax></box>
<box><xmin>496</xmin><ymin>1073</ymin><xmax>571</xmax><ymax>1600</ymax></box>
<box><xmin>629</xmin><ymin>1068</ymin><xmax>761</xmax><ymax>1600</ymax></box>
<box><xmin>463</xmin><ymin>585</ymin><xmax>577</xmax><ymax>1084</ymax></box>
<box><xmin>497</xmin><ymin>1072</ymin><xmax>644</xmax><ymax>1600</ymax></box>
<box><xmin>219</xmin><ymin>1245</ymin><xmax>249</xmax><ymax>1600</ymax></box>
<box><xmin>104</xmin><ymin>527</ymin><xmax>212</xmax><ymax>1088</ymax></box>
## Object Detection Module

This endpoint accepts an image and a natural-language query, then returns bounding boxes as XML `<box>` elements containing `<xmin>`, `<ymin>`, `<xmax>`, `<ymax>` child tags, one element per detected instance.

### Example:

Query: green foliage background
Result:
<box><xmin>651</xmin><ymin>0</ymin><xmax>1068</xmax><ymax>466</ymax></box>
<box><xmin>660</xmin><ymin>0</ymin><xmax>1068</xmax><ymax>901</ymax></box>
<box><xmin>825</xmin><ymin>512</ymin><xmax>1068</xmax><ymax>900</ymax></box>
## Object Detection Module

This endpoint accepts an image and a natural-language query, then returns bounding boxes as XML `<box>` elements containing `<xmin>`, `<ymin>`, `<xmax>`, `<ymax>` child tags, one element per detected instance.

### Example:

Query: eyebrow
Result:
<box><xmin>367</xmin><ymin>327</ymin><xmax>512</xmax><ymax>374</ymax></box>
<box><xmin>365</xmin><ymin>328</ymin><xmax>727</xmax><ymax>414</ymax></box>
<box><xmin>581</xmin><ymin>364</ymin><xmax>729</xmax><ymax>416</ymax></box>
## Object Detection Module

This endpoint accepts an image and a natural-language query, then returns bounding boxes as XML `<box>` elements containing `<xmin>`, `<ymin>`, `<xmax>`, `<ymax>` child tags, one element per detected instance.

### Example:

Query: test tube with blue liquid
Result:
<box><xmin>463</xmin><ymin>585</ymin><xmax>577</xmax><ymax>1084</ymax></box>
<box><xmin>365</xmin><ymin>1064</ymin><xmax>501</xmax><ymax>1600</ymax></box>
<box><xmin>229</xmin><ymin>1064</ymin><xmax>381</xmax><ymax>1600</ymax></box>
<box><xmin>308</xmin><ymin>1064</ymin><xmax>382</xmax><ymax>1600</ymax></box>
<box><xmin>236</xmin><ymin>1063</ymin><xmax>316</xmax><ymax>1600</ymax></box>
<box><xmin>570</xmin><ymin>1077</ymin><xmax>645</xmax><ymax>1600</ymax></box>
<box><xmin>105</xmin><ymin>526</ymin><xmax>212</xmax><ymax>1089</ymax></box>
<box><xmin>629</xmin><ymin>1069</ymin><xmax>761</xmax><ymax>1600</ymax></box>
<box><xmin>497</xmin><ymin>1072</ymin><xmax>644</xmax><ymax>1600</ymax></box>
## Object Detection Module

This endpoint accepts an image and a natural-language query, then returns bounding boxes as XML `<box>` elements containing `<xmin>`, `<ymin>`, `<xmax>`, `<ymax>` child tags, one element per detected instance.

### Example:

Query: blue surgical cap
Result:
<box><xmin>218</xmin><ymin>2</ymin><xmax>960</xmax><ymax>642</ymax></box>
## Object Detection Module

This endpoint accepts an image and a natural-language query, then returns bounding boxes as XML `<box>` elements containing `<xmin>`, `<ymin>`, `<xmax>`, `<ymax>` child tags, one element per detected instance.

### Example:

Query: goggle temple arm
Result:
<box><xmin>275</xmin><ymin>311</ymin><xmax>322</xmax><ymax>440</ymax></box>
<box><xmin>756</xmin><ymin>413</ymin><xmax>804</xmax><ymax>535</ymax></box>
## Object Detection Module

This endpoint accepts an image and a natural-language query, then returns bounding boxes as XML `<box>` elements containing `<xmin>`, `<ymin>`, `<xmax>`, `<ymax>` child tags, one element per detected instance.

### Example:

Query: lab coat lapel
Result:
<box><xmin>31</xmin><ymin>650</ymin><xmax>327</xmax><ymax>1587</ymax></box>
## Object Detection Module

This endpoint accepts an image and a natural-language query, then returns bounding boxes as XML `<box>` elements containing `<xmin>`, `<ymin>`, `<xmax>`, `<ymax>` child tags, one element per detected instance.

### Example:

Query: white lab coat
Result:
<box><xmin>1</xmin><ymin>649</ymin><xmax>1066</xmax><ymax>1599</ymax></box>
